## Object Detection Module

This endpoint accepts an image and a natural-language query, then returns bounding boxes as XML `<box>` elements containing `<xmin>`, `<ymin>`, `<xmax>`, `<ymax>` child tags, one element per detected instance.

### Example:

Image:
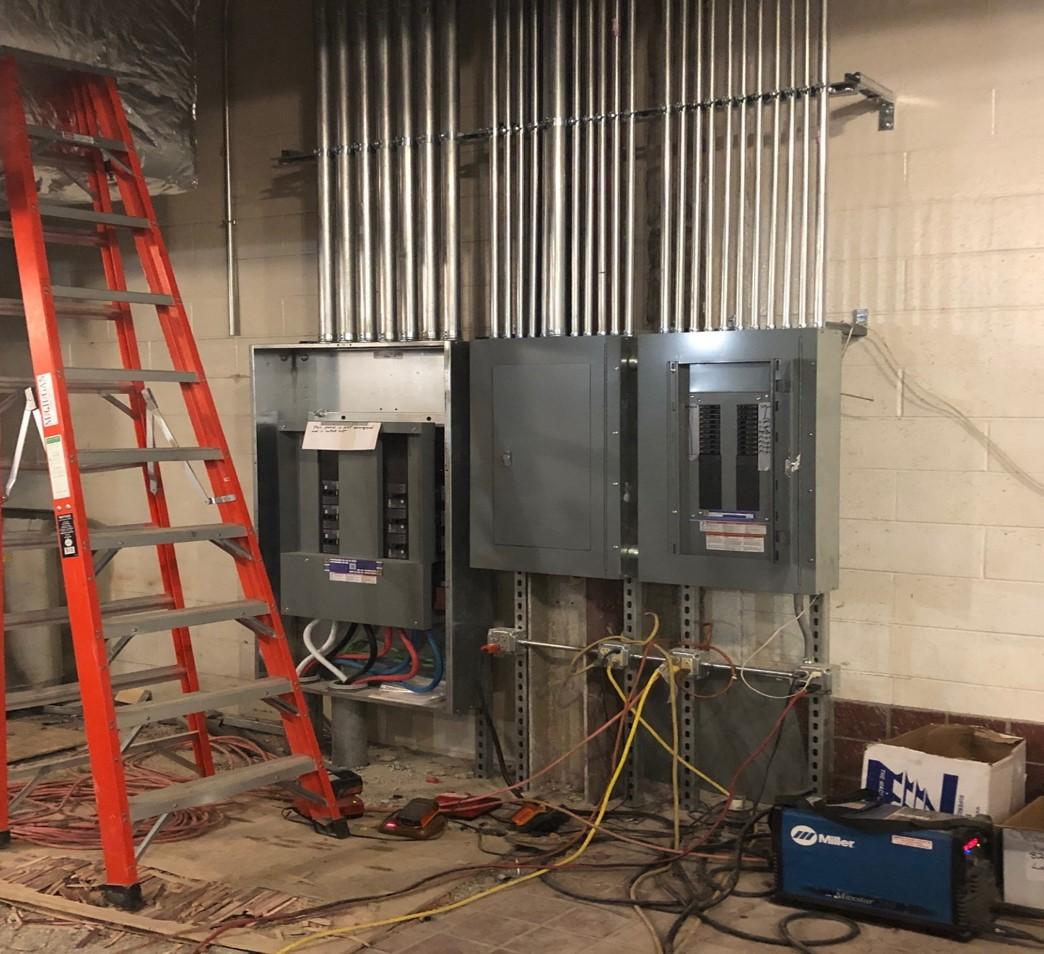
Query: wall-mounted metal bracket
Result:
<box><xmin>830</xmin><ymin>72</ymin><xmax>895</xmax><ymax>131</ymax></box>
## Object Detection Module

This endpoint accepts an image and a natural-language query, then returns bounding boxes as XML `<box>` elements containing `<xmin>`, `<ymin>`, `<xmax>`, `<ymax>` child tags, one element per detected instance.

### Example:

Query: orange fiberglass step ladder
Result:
<box><xmin>0</xmin><ymin>48</ymin><xmax>346</xmax><ymax>908</ymax></box>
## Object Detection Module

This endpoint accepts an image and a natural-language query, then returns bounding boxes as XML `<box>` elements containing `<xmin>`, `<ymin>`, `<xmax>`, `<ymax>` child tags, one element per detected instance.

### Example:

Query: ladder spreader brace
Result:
<box><xmin>0</xmin><ymin>49</ymin><xmax>347</xmax><ymax>910</ymax></box>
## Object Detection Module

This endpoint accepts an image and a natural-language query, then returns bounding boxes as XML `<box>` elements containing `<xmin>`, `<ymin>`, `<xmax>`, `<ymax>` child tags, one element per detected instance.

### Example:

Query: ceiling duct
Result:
<box><xmin>2</xmin><ymin>0</ymin><xmax>200</xmax><ymax>195</ymax></box>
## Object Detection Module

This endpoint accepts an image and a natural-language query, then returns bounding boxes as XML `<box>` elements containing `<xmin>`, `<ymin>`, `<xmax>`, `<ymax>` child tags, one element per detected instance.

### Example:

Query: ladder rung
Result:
<box><xmin>0</xmin><ymin>368</ymin><xmax>198</xmax><ymax>395</ymax></box>
<box><xmin>10</xmin><ymin>731</ymin><xmax>196</xmax><ymax>781</ymax></box>
<box><xmin>0</xmin><ymin>222</ymin><xmax>105</xmax><ymax>247</ymax></box>
<box><xmin>0</xmin><ymin>297</ymin><xmax>120</xmax><ymax>321</ymax></box>
<box><xmin>27</xmin><ymin>124</ymin><xmax>128</xmax><ymax>154</ymax></box>
<box><xmin>115</xmin><ymin>677</ymin><xmax>293</xmax><ymax>731</ymax></box>
<box><xmin>79</xmin><ymin>447</ymin><xmax>223</xmax><ymax>471</ymax></box>
<box><xmin>129</xmin><ymin>754</ymin><xmax>315</xmax><ymax>823</ymax></box>
<box><xmin>6</xmin><ymin>522</ymin><xmax>247</xmax><ymax>552</ymax></box>
<box><xmin>4</xmin><ymin>594</ymin><xmax>175</xmax><ymax>631</ymax></box>
<box><xmin>36</xmin><ymin>203</ymin><xmax>149</xmax><ymax>230</ymax></box>
<box><xmin>7</xmin><ymin>664</ymin><xmax>186</xmax><ymax>712</ymax></box>
<box><xmin>52</xmin><ymin>286</ymin><xmax>174</xmax><ymax>307</ymax></box>
<box><xmin>103</xmin><ymin>599</ymin><xmax>271</xmax><ymax>640</ymax></box>
<box><xmin>65</xmin><ymin>367</ymin><xmax>199</xmax><ymax>386</ymax></box>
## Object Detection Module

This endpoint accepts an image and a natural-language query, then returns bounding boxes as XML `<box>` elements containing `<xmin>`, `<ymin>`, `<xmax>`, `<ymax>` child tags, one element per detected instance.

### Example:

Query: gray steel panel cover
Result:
<box><xmin>637</xmin><ymin>329</ymin><xmax>841</xmax><ymax>594</ymax></box>
<box><xmin>470</xmin><ymin>336</ymin><xmax>628</xmax><ymax>579</ymax></box>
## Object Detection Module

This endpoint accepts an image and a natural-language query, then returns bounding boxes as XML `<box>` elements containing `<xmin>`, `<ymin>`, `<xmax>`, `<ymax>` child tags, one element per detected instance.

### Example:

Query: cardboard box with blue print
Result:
<box><xmin>861</xmin><ymin>724</ymin><xmax>1026</xmax><ymax>822</ymax></box>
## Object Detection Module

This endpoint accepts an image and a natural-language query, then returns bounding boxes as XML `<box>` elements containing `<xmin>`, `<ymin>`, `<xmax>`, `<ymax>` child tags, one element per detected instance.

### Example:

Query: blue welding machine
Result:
<box><xmin>771</xmin><ymin>793</ymin><xmax>997</xmax><ymax>940</ymax></box>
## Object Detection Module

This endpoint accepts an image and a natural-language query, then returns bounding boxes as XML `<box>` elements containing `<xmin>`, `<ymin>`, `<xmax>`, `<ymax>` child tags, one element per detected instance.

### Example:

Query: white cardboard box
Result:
<box><xmin>862</xmin><ymin>724</ymin><xmax>1026</xmax><ymax>821</ymax></box>
<box><xmin>1000</xmin><ymin>797</ymin><xmax>1044</xmax><ymax>912</ymax></box>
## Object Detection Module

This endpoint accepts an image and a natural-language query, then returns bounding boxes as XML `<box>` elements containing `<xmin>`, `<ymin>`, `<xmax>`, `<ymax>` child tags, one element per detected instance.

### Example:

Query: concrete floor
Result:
<box><xmin>0</xmin><ymin>741</ymin><xmax>1035</xmax><ymax>953</ymax></box>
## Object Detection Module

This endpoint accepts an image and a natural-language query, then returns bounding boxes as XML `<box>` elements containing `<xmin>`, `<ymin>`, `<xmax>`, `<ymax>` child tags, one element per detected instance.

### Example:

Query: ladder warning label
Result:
<box><xmin>36</xmin><ymin>373</ymin><xmax>58</xmax><ymax>427</ymax></box>
<box><xmin>56</xmin><ymin>513</ymin><xmax>79</xmax><ymax>558</ymax></box>
<box><xmin>44</xmin><ymin>434</ymin><xmax>71</xmax><ymax>500</ymax></box>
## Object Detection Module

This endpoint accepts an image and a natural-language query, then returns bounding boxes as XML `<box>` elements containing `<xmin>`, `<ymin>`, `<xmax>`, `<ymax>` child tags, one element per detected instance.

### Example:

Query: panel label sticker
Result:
<box><xmin>324</xmin><ymin>557</ymin><xmax>383</xmax><ymax>585</ymax></box>
<box><xmin>700</xmin><ymin>519</ymin><xmax>767</xmax><ymax>554</ymax></box>
<box><xmin>303</xmin><ymin>421</ymin><xmax>381</xmax><ymax>452</ymax></box>
<box><xmin>36</xmin><ymin>373</ymin><xmax>58</xmax><ymax>427</ymax></box>
<box><xmin>891</xmin><ymin>834</ymin><xmax>933</xmax><ymax>851</ymax></box>
<box><xmin>56</xmin><ymin>513</ymin><xmax>79</xmax><ymax>558</ymax></box>
<box><xmin>44</xmin><ymin>434</ymin><xmax>71</xmax><ymax>500</ymax></box>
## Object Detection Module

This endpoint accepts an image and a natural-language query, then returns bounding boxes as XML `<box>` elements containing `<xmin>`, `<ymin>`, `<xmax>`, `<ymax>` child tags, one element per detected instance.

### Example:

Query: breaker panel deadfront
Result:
<box><xmin>253</xmin><ymin>342</ymin><xmax>492</xmax><ymax>714</ymax></box>
<box><xmin>638</xmin><ymin>329</ymin><xmax>842</xmax><ymax>594</ymax></box>
<box><xmin>469</xmin><ymin>335</ymin><xmax>635</xmax><ymax>580</ymax></box>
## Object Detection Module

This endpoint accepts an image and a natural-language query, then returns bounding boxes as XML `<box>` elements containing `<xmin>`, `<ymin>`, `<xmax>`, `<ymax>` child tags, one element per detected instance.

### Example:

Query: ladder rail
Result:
<box><xmin>0</xmin><ymin>55</ymin><xmax>140</xmax><ymax>888</ymax></box>
<box><xmin>70</xmin><ymin>82</ymin><xmax>216</xmax><ymax>780</ymax></box>
<box><xmin>84</xmin><ymin>72</ymin><xmax>343</xmax><ymax>827</ymax></box>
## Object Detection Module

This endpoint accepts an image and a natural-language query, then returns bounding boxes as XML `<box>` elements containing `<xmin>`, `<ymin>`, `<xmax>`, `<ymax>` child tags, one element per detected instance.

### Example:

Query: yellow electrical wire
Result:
<box><xmin>273</xmin><ymin>670</ymin><xmax>665</xmax><ymax>954</ymax></box>
<box><xmin>606</xmin><ymin>666</ymin><xmax>729</xmax><ymax>797</ymax></box>
<box><xmin>568</xmin><ymin>610</ymin><xmax>661</xmax><ymax>676</ymax></box>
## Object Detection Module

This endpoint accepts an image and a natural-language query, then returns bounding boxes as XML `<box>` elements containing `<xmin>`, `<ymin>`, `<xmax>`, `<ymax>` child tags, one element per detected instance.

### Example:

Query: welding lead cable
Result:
<box><xmin>344</xmin><ymin>623</ymin><xmax>381</xmax><ymax>685</ymax></box>
<box><xmin>298</xmin><ymin>619</ymin><xmax>349</xmax><ymax>682</ymax></box>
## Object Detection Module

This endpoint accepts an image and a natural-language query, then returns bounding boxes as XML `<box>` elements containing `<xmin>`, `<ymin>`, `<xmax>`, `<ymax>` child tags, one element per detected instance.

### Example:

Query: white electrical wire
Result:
<box><xmin>738</xmin><ymin>602</ymin><xmax>812</xmax><ymax>700</ymax></box>
<box><xmin>854</xmin><ymin>332</ymin><xmax>1044</xmax><ymax>498</ymax></box>
<box><xmin>298</xmin><ymin>618</ymin><xmax>349</xmax><ymax>683</ymax></box>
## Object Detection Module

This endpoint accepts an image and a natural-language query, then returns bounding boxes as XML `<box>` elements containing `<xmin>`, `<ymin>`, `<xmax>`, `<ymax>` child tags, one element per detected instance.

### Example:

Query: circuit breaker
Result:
<box><xmin>470</xmin><ymin>335</ymin><xmax>635</xmax><ymax>579</ymax></box>
<box><xmin>637</xmin><ymin>329</ymin><xmax>842</xmax><ymax>594</ymax></box>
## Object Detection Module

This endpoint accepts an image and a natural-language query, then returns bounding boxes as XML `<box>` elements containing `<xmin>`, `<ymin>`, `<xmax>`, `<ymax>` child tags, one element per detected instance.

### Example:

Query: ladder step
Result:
<box><xmin>52</xmin><ymin>285</ymin><xmax>174</xmax><ymax>307</ymax></box>
<box><xmin>0</xmin><ymin>222</ymin><xmax>105</xmax><ymax>247</ymax></box>
<box><xmin>115</xmin><ymin>677</ymin><xmax>293</xmax><ymax>731</ymax></box>
<box><xmin>79</xmin><ymin>446</ymin><xmax>223</xmax><ymax>471</ymax></box>
<box><xmin>10</xmin><ymin>731</ymin><xmax>196</xmax><ymax>781</ymax></box>
<box><xmin>4</xmin><ymin>594</ymin><xmax>174</xmax><ymax>631</ymax></box>
<box><xmin>128</xmin><ymin>754</ymin><xmax>315</xmax><ymax>823</ymax></box>
<box><xmin>0</xmin><ymin>367</ymin><xmax>198</xmax><ymax>395</ymax></box>
<box><xmin>8</xmin><ymin>665</ymin><xmax>186</xmax><ymax>712</ymax></box>
<box><xmin>0</xmin><ymin>297</ymin><xmax>120</xmax><ymax>321</ymax></box>
<box><xmin>36</xmin><ymin>203</ymin><xmax>149</xmax><ymax>230</ymax></box>
<box><xmin>65</xmin><ymin>367</ymin><xmax>199</xmax><ymax>385</ymax></box>
<box><xmin>6</xmin><ymin>522</ymin><xmax>247</xmax><ymax>552</ymax></box>
<box><xmin>103</xmin><ymin>599</ymin><xmax>271</xmax><ymax>640</ymax></box>
<box><xmin>27</xmin><ymin>123</ymin><xmax>128</xmax><ymax>154</ymax></box>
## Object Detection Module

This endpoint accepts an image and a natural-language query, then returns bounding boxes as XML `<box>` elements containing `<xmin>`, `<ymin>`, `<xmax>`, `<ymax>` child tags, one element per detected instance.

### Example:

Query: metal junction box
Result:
<box><xmin>253</xmin><ymin>342</ymin><xmax>492</xmax><ymax>713</ymax></box>
<box><xmin>470</xmin><ymin>336</ymin><xmax>635</xmax><ymax>579</ymax></box>
<box><xmin>637</xmin><ymin>329</ymin><xmax>841</xmax><ymax>594</ymax></box>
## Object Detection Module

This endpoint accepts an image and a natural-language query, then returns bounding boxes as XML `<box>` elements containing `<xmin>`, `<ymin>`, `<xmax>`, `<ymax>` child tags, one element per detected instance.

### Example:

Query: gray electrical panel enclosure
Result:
<box><xmin>252</xmin><ymin>342</ymin><xmax>493</xmax><ymax>714</ymax></box>
<box><xmin>638</xmin><ymin>329</ymin><xmax>842</xmax><ymax>594</ymax></box>
<box><xmin>470</xmin><ymin>336</ymin><xmax>634</xmax><ymax>579</ymax></box>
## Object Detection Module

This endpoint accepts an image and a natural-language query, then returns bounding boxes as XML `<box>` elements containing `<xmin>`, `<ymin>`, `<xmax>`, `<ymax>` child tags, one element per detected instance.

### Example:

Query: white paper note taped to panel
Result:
<box><xmin>302</xmin><ymin>421</ymin><xmax>381</xmax><ymax>451</ymax></box>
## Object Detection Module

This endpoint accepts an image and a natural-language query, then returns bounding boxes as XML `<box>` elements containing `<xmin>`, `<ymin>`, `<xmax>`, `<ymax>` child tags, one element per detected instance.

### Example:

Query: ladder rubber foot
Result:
<box><xmin>0</xmin><ymin>830</ymin><xmax>10</xmax><ymax>847</ymax></box>
<box><xmin>102</xmin><ymin>883</ymin><xmax>144</xmax><ymax>911</ymax></box>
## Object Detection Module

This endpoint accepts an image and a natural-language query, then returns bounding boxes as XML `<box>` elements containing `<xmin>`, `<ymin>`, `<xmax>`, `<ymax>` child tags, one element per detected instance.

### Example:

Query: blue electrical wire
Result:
<box><xmin>400</xmin><ymin>631</ymin><xmax>444</xmax><ymax>693</ymax></box>
<box><xmin>333</xmin><ymin>631</ymin><xmax>444</xmax><ymax>692</ymax></box>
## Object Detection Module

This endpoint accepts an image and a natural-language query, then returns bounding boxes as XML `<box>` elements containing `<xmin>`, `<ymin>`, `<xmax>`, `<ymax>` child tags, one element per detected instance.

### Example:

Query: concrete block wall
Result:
<box><xmin>825</xmin><ymin>0</ymin><xmax>1044</xmax><ymax>724</ymax></box>
<box><xmin>2</xmin><ymin>1</ymin><xmax>1043</xmax><ymax>765</ymax></box>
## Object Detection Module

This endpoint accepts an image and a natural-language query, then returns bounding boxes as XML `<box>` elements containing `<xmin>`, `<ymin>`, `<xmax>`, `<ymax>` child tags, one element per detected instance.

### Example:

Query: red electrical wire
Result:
<box><xmin>352</xmin><ymin>629</ymin><xmax>420</xmax><ymax>685</ymax></box>
<box><xmin>8</xmin><ymin>735</ymin><xmax>278</xmax><ymax>850</ymax></box>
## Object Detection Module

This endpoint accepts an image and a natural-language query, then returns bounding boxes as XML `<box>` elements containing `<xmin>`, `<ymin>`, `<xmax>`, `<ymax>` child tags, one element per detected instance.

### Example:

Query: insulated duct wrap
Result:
<box><xmin>2</xmin><ymin>0</ymin><xmax>200</xmax><ymax>194</ymax></box>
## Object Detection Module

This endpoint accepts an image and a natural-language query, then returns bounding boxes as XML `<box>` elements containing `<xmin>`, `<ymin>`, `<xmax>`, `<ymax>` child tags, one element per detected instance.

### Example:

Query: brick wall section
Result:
<box><xmin>832</xmin><ymin>700</ymin><xmax>1044</xmax><ymax>805</ymax></box>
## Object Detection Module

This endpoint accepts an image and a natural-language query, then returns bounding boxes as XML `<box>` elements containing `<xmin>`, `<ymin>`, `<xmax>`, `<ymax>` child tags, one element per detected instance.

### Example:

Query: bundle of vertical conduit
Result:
<box><xmin>315</xmin><ymin>0</ymin><xmax>830</xmax><ymax>345</ymax></box>
<box><xmin>9</xmin><ymin>736</ymin><xmax>276</xmax><ymax>849</ymax></box>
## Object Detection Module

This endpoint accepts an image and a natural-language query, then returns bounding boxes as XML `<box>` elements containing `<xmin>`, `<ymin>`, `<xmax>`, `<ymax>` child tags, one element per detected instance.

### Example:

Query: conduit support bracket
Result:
<box><xmin>829</xmin><ymin>72</ymin><xmax>896</xmax><ymax>131</ymax></box>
